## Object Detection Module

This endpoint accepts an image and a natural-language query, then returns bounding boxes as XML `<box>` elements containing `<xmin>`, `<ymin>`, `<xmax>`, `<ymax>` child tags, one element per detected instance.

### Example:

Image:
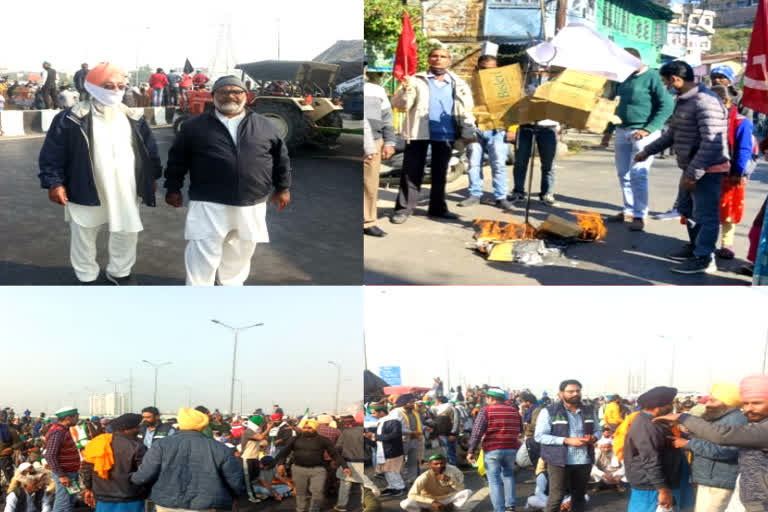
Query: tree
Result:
<box><xmin>709</xmin><ymin>28</ymin><xmax>752</xmax><ymax>54</ymax></box>
<box><xmin>364</xmin><ymin>0</ymin><xmax>433</xmax><ymax>72</ymax></box>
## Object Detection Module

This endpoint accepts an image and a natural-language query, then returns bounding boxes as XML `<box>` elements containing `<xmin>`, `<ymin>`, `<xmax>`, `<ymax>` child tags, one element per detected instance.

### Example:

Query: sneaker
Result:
<box><xmin>495</xmin><ymin>198</ymin><xmax>514</xmax><ymax>210</ymax></box>
<box><xmin>458</xmin><ymin>196</ymin><xmax>481</xmax><ymax>207</ymax></box>
<box><xmin>540</xmin><ymin>194</ymin><xmax>558</xmax><ymax>206</ymax></box>
<box><xmin>379</xmin><ymin>489</ymin><xmax>396</xmax><ymax>496</ymax></box>
<box><xmin>333</xmin><ymin>507</ymin><xmax>348</xmax><ymax>511</ymax></box>
<box><xmin>389</xmin><ymin>489</ymin><xmax>405</xmax><ymax>498</ymax></box>
<box><xmin>390</xmin><ymin>212</ymin><xmax>409</xmax><ymax>224</ymax></box>
<box><xmin>505</xmin><ymin>507</ymin><xmax>516</xmax><ymax>512</ymax></box>
<box><xmin>666</xmin><ymin>244</ymin><xmax>694</xmax><ymax>261</ymax></box>
<box><xmin>606</xmin><ymin>212</ymin><xmax>631</xmax><ymax>223</ymax></box>
<box><xmin>670</xmin><ymin>256</ymin><xmax>717</xmax><ymax>274</ymax></box>
<box><xmin>715</xmin><ymin>247</ymin><xmax>735</xmax><ymax>259</ymax></box>
<box><xmin>507</xmin><ymin>192</ymin><xmax>526</xmax><ymax>204</ymax></box>
<box><xmin>105</xmin><ymin>273</ymin><xmax>138</xmax><ymax>286</ymax></box>
<box><xmin>653</xmin><ymin>208</ymin><xmax>681</xmax><ymax>220</ymax></box>
<box><xmin>629</xmin><ymin>217</ymin><xmax>645</xmax><ymax>231</ymax></box>
<box><xmin>738</xmin><ymin>263</ymin><xmax>754</xmax><ymax>277</ymax></box>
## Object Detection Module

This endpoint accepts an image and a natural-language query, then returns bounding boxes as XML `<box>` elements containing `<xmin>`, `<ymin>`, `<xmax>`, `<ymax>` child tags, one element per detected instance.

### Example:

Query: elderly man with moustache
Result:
<box><xmin>165</xmin><ymin>75</ymin><xmax>292</xmax><ymax>286</ymax></box>
<box><xmin>655</xmin><ymin>375</ymin><xmax>768</xmax><ymax>512</ymax></box>
<box><xmin>39</xmin><ymin>62</ymin><xmax>162</xmax><ymax>285</ymax></box>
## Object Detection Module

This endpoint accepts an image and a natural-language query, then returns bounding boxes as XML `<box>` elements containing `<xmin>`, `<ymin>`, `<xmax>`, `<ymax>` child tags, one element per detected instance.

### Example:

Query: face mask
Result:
<box><xmin>667</xmin><ymin>86</ymin><xmax>679</xmax><ymax>95</ymax></box>
<box><xmin>84</xmin><ymin>80</ymin><xmax>125</xmax><ymax>106</ymax></box>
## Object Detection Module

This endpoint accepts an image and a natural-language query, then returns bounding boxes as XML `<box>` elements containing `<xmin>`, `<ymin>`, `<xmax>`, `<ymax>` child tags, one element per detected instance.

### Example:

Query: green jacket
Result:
<box><xmin>609</xmin><ymin>68</ymin><xmax>674</xmax><ymax>134</ymax></box>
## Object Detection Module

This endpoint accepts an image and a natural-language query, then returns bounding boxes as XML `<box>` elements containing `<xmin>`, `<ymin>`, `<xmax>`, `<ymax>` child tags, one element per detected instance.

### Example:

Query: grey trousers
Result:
<box><xmin>401</xmin><ymin>439</ymin><xmax>420</xmax><ymax>484</ymax></box>
<box><xmin>293</xmin><ymin>464</ymin><xmax>327</xmax><ymax>512</ymax></box>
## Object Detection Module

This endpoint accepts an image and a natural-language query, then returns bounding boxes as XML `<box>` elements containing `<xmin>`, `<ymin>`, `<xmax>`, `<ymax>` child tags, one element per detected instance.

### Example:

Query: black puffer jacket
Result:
<box><xmin>81</xmin><ymin>433</ymin><xmax>149</xmax><ymax>502</ymax></box>
<box><xmin>624</xmin><ymin>412</ymin><xmax>683</xmax><ymax>490</ymax></box>
<box><xmin>164</xmin><ymin>109</ymin><xmax>291</xmax><ymax>206</ymax></box>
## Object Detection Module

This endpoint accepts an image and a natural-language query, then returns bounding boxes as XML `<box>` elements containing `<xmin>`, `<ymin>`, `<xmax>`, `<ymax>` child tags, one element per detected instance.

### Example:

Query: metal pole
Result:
<box><xmin>329</xmin><ymin>361</ymin><xmax>341</xmax><ymax>415</ymax></box>
<box><xmin>129</xmin><ymin>369</ymin><xmax>133</xmax><ymax>412</ymax></box>
<box><xmin>230</xmin><ymin>330</ymin><xmax>238</xmax><ymax>415</ymax></box>
<box><xmin>277</xmin><ymin>18</ymin><xmax>281</xmax><ymax>60</ymax></box>
<box><xmin>154</xmin><ymin>367</ymin><xmax>158</xmax><ymax>408</ymax></box>
<box><xmin>240</xmin><ymin>381</ymin><xmax>244</xmax><ymax>415</ymax></box>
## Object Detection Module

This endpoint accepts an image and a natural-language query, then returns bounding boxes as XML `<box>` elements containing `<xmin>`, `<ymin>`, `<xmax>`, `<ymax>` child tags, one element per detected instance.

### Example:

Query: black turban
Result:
<box><xmin>638</xmin><ymin>386</ymin><xmax>677</xmax><ymax>409</ymax></box>
<box><xmin>110</xmin><ymin>413</ymin><xmax>143</xmax><ymax>432</ymax></box>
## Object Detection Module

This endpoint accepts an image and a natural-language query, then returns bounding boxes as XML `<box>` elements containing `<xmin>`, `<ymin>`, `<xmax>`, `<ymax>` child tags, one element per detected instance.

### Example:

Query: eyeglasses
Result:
<box><xmin>215</xmin><ymin>89</ymin><xmax>246</xmax><ymax>97</ymax></box>
<box><xmin>102</xmin><ymin>84</ymin><xmax>126</xmax><ymax>91</ymax></box>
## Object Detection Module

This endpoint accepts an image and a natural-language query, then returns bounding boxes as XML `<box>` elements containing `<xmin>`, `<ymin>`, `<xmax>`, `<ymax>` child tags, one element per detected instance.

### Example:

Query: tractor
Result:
<box><xmin>173</xmin><ymin>60</ymin><xmax>344</xmax><ymax>153</ymax></box>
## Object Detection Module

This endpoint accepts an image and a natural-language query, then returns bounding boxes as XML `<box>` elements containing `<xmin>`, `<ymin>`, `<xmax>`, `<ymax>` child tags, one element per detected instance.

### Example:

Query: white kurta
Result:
<box><xmin>184</xmin><ymin>109</ymin><xmax>268</xmax><ymax>243</ymax></box>
<box><xmin>66</xmin><ymin>106</ymin><xmax>142</xmax><ymax>233</ymax></box>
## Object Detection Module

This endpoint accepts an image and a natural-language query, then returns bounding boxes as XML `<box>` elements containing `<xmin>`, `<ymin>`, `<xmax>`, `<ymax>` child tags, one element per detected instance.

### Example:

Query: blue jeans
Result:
<box><xmin>677</xmin><ymin>172</ymin><xmax>723</xmax><ymax>259</ymax></box>
<box><xmin>53</xmin><ymin>472</ymin><xmax>79</xmax><ymax>512</ymax></box>
<box><xmin>152</xmin><ymin>88</ymin><xmax>163</xmax><ymax>106</ymax></box>
<box><xmin>614</xmin><ymin>128</ymin><xmax>660</xmax><ymax>218</ymax></box>
<box><xmin>467</xmin><ymin>129</ymin><xmax>509</xmax><ymax>200</ymax></box>
<box><xmin>484</xmin><ymin>448</ymin><xmax>517</xmax><ymax>512</ymax></box>
<box><xmin>513</xmin><ymin>125</ymin><xmax>557</xmax><ymax>197</ymax></box>
<box><xmin>438</xmin><ymin>435</ymin><xmax>458</xmax><ymax>465</ymax></box>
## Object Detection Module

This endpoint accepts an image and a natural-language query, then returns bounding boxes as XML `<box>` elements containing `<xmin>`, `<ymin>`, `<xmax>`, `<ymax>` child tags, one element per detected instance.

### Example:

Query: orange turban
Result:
<box><xmin>86</xmin><ymin>62</ymin><xmax>127</xmax><ymax>86</ymax></box>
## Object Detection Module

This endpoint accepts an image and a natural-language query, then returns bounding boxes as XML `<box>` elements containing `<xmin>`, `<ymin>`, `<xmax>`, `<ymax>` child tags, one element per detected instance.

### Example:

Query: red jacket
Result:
<box><xmin>149</xmin><ymin>73</ymin><xmax>169</xmax><ymax>89</ymax></box>
<box><xmin>180</xmin><ymin>73</ymin><xmax>193</xmax><ymax>88</ymax></box>
<box><xmin>192</xmin><ymin>73</ymin><xmax>209</xmax><ymax>86</ymax></box>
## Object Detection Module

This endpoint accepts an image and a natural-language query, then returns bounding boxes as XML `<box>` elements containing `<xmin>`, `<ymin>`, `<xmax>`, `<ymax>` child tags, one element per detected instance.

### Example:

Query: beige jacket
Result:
<box><xmin>407</xmin><ymin>464</ymin><xmax>465</xmax><ymax>505</ymax></box>
<box><xmin>392</xmin><ymin>71</ymin><xmax>475</xmax><ymax>141</ymax></box>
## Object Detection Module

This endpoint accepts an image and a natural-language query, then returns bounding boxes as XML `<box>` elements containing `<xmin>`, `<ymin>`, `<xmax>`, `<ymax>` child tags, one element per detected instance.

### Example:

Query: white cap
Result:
<box><xmin>17</xmin><ymin>462</ymin><xmax>32</xmax><ymax>473</ymax></box>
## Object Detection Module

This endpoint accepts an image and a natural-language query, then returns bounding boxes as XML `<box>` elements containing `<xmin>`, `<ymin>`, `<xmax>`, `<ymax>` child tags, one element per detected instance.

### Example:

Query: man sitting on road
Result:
<box><xmin>400</xmin><ymin>453</ymin><xmax>471</xmax><ymax>512</ymax></box>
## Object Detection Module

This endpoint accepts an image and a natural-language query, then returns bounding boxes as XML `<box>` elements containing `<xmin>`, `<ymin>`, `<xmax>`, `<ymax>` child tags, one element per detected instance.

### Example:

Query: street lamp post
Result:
<box><xmin>211</xmin><ymin>320</ymin><xmax>264</xmax><ymax>415</ymax></box>
<box><xmin>328</xmin><ymin>361</ymin><xmax>341</xmax><ymax>415</ymax></box>
<box><xmin>142</xmin><ymin>360</ymin><xmax>172</xmax><ymax>409</ymax></box>
<box><xmin>234</xmin><ymin>379</ymin><xmax>244</xmax><ymax>415</ymax></box>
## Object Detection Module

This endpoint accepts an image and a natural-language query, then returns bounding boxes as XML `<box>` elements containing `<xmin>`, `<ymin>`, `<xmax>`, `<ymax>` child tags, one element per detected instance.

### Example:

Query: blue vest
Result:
<box><xmin>540</xmin><ymin>402</ymin><xmax>595</xmax><ymax>467</ymax></box>
<box><xmin>428</xmin><ymin>78</ymin><xmax>456</xmax><ymax>141</ymax></box>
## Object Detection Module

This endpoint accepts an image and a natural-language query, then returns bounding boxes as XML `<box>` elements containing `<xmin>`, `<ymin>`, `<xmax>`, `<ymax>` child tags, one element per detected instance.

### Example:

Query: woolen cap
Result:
<box><xmin>211</xmin><ymin>75</ymin><xmax>246</xmax><ymax>94</ymax></box>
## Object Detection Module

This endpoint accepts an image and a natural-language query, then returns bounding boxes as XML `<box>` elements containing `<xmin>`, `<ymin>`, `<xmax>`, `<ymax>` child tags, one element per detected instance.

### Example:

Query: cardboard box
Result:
<box><xmin>472</xmin><ymin>64</ymin><xmax>524</xmax><ymax>130</ymax></box>
<box><xmin>508</xmin><ymin>69</ymin><xmax>621</xmax><ymax>133</ymax></box>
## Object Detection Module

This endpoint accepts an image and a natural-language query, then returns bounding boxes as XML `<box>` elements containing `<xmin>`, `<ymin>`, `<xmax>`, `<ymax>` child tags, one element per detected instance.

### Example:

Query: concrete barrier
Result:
<box><xmin>1</xmin><ymin>107</ymin><xmax>171</xmax><ymax>137</ymax></box>
<box><xmin>22</xmin><ymin>110</ymin><xmax>41</xmax><ymax>134</ymax></box>
<box><xmin>40</xmin><ymin>110</ymin><xmax>57</xmax><ymax>132</ymax></box>
<box><xmin>0</xmin><ymin>111</ymin><xmax>26</xmax><ymax>136</ymax></box>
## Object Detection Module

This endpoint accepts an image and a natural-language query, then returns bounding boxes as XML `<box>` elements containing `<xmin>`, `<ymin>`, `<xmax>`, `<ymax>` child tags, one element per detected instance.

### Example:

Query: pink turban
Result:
<box><xmin>739</xmin><ymin>375</ymin><xmax>768</xmax><ymax>401</ymax></box>
<box><xmin>86</xmin><ymin>62</ymin><xmax>126</xmax><ymax>86</ymax></box>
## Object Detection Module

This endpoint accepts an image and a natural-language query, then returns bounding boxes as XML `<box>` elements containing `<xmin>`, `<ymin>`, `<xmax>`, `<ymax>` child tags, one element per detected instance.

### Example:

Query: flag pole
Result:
<box><xmin>404</xmin><ymin>10</ymin><xmax>411</xmax><ymax>144</ymax></box>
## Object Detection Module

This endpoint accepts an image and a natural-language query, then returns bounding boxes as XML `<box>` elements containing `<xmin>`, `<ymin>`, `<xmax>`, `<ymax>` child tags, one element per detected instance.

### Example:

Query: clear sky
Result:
<box><xmin>1</xmin><ymin>287</ymin><xmax>362</xmax><ymax>417</ymax></box>
<box><xmin>1</xmin><ymin>0</ymin><xmax>362</xmax><ymax>74</ymax></box>
<box><xmin>365</xmin><ymin>287</ymin><xmax>768</xmax><ymax>398</ymax></box>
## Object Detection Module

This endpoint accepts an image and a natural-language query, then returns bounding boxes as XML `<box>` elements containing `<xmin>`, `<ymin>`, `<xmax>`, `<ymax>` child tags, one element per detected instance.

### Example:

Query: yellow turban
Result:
<box><xmin>177</xmin><ymin>408</ymin><xmax>209</xmax><ymax>431</ymax></box>
<box><xmin>304</xmin><ymin>419</ymin><xmax>319</xmax><ymax>430</ymax></box>
<box><xmin>710</xmin><ymin>382</ymin><xmax>742</xmax><ymax>408</ymax></box>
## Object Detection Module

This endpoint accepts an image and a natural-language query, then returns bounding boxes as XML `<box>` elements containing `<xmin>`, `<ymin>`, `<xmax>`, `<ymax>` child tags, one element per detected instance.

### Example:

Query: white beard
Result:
<box><xmin>214</xmin><ymin>97</ymin><xmax>246</xmax><ymax>115</ymax></box>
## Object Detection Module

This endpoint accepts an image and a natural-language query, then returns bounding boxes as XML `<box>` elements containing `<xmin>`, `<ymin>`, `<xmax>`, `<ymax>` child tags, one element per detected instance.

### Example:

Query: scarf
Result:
<box><xmin>614</xmin><ymin>411</ymin><xmax>681</xmax><ymax>461</ymax></box>
<box><xmin>397</xmin><ymin>407</ymin><xmax>422</xmax><ymax>434</ymax></box>
<box><xmin>82</xmin><ymin>433</ymin><xmax>114</xmax><ymax>479</ymax></box>
<box><xmin>84</xmin><ymin>80</ymin><xmax>124</xmax><ymax>107</ymax></box>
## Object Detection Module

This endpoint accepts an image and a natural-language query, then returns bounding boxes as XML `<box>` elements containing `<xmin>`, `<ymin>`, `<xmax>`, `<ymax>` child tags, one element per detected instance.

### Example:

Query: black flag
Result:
<box><xmin>183</xmin><ymin>59</ymin><xmax>194</xmax><ymax>74</ymax></box>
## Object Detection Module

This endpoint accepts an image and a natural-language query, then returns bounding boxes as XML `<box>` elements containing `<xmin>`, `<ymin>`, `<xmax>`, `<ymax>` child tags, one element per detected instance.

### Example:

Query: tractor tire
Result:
<box><xmin>248</xmin><ymin>101</ymin><xmax>307</xmax><ymax>153</ymax></box>
<box><xmin>173</xmin><ymin>114</ymin><xmax>190</xmax><ymax>135</ymax></box>
<box><xmin>313</xmin><ymin>110</ymin><xmax>344</xmax><ymax>146</ymax></box>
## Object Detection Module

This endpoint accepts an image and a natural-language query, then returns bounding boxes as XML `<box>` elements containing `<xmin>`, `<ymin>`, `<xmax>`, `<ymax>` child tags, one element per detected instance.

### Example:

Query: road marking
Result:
<box><xmin>464</xmin><ymin>487</ymin><xmax>490</xmax><ymax>512</ymax></box>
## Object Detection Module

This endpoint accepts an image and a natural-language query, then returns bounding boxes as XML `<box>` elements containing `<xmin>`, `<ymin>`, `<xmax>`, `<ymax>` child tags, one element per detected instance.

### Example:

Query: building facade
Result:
<box><xmin>89</xmin><ymin>392</ymin><xmax>127</xmax><ymax>417</ymax></box>
<box><xmin>662</xmin><ymin>5</ymin><xmax>716</xmax><ymax>66</ymax></box>
<box><xmin>701</xmin><ymin>0</ymin><xmax>758</xmax><ymax>28</ymax></box>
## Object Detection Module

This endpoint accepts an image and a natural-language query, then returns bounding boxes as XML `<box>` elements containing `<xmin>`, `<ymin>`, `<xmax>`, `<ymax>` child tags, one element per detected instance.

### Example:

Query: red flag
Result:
<box><xmin>742</xmin><ymin>0</ymin><xmax>768</xmax><ymax>114</ymax></box>
<box><xmin>393</xmin><ymin>11</ymin><xmax>418</xmax><ymax>83</ymax></box>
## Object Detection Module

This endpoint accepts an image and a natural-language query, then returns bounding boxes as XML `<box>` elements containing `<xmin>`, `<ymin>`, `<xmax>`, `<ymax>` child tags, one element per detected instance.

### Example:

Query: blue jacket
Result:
<box><xmin>730</xmin><ymin>113</ymin><xmax>756</xmax><ymax>177</ymax></box>
<box><xmin>688</xmin><ymin>408</ymin><xmax>747</xmax><ymax>490</ymax></box>
<box><xmin>38</xmin><ymin>101</ymin><xmax>162</xmax><ymax>207</ymax></box>
<box><xmin>130</xmin><ymin>430</ymin><xmax>245</xmax><ymax>510</ymax></box>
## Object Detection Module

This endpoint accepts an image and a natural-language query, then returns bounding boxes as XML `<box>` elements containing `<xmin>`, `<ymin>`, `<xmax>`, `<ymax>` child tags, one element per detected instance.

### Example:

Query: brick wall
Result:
<box><xmin>421</xmin><ymin>0</ymin><xmax>486</xmax><ymax>41</ymax></box>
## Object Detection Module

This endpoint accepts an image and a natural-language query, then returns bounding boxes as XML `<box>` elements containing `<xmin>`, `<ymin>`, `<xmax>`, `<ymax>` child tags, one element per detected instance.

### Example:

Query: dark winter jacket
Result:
<box><xmin>688</xmin><ymin>408</ymin><xmax>747</xmax><ymax>490</ymax></box>
<box><xmin>624</xmin><ymin>412</ymin><xmax>683</xmax><ymax>491</ymax></box>
<box><xmin>130</xmin><ymin>430</ymin><xmax>245</xmax><ymax>510</ymax></box>
<box><xmin>374</xmin><ymin>415</ymin><xmax>403</xmax><ymax>460</ymax></box>
<box><xmin>164</xmin><ymin>109</ymin><xmax>291</xmax><ymax>206</ymax></box>
<box><xmin>73</xmin><ymin>69</ymin><xmax>88</xmax><ymax>92</ymax></box>
<box><xmin>681</xmin><ymin>414</ymin><xmax>768</xmax><ymax>512</ymax></box>
<box><xmin>81</xmin><ymin>433</ymin><xmax>149</xmax><ymax>502</ymax></box>
<box><xmin>644</xmin><ymin>84</ymin><xmax>729</xmax><ymax>181</ymax></box>
<box><xmin>336</xmin><ymin>425</ymin><xmax>364</xmax><ymax>463</ymax></box>
<box><xmin>38</xmin><ymin>101</ymin><xmax>162</xmax><ymax>207</ymax></box>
